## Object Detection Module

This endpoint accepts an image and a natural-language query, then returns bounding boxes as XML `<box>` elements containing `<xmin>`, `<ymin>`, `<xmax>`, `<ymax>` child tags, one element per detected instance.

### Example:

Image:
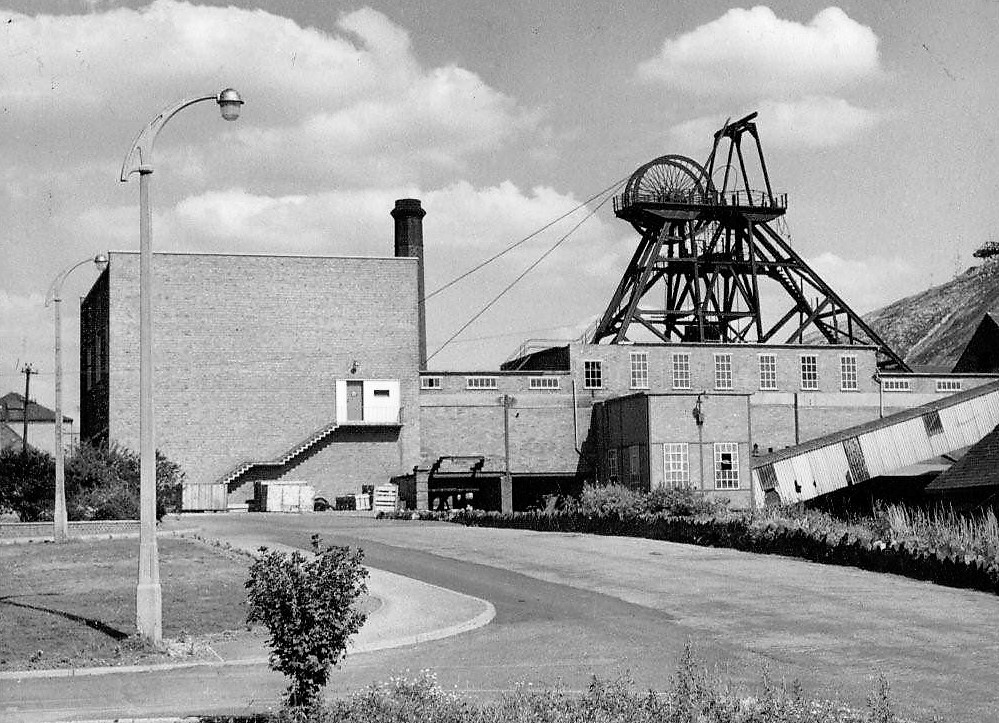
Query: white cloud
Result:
<box><xmin>0</xmin><ymin>1</ymin><xmax>535</xmax><ymax>186</ymax></box>
<box><xmin>638</xmin><ymin>6</ymin><xmax>882</xmax><ymax>97</ymax></box>
<box><xmin>670</xmin><ymin>97</ymin><xmax>879</xmax><ymax>150</ymax></box>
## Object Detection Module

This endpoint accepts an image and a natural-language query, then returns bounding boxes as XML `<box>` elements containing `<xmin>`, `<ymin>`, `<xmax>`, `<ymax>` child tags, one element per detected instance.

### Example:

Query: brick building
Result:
<box><xmin>80</xmin><ymin>241</ymin><xmax>421</xmax><ymax>508</ymax></box>
<box><xmin>80</xmin><ymin>197</ymin><xmax>996</xmax><ymax>512</ymax></box>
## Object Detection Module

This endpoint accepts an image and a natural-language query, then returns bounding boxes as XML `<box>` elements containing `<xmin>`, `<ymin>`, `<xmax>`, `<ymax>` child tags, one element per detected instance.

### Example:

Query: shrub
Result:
<box><xmin>575</xmin><ymin>484</ymin><xmax>727</xmax><ymax>519</ymax></box>
<box><xmin>578</xmin><ymin>484</ymin><xmax>650</xmax><ymax>517</ymax></box>
<box><xmin>66</xmin><ymin>443</ymin><xmax>184</xmax><ymax>521</ymax></box>
<box><xmin>0</xmin><ymin>442</ymin><xmax>184</xmax><ymax>522</ymax></box>
<box><xmin>245</xmin><ymin>534</ymin><xmax>369</xmax><ymax>709</ymax></box>
<box><xmin>645</xmin><ymin>486</ymin><xmax>728</xmax><ymax>517</ymax></box>
<box><xmin>0</xmin><ymin>447</ymin><xmax>55</xmax><ymax>521</ymax></box>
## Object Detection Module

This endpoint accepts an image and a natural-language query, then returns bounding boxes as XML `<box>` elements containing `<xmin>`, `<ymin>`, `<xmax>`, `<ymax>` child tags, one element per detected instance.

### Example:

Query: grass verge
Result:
<box><xmin>0</xmin><ymin>535</ymin><xmax>250</xmax><ymax>670</ymax></box>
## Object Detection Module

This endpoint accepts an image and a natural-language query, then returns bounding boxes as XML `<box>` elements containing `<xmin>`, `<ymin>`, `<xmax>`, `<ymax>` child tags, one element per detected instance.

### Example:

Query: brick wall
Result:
<box><xmin>567</xmin><ymin>341</ymin><xmax>882</xmax><ymax>399</ymax></box>
<box><xmin>419</xmin><ymin>372</ymin><xmax>579</xmax><ymax>474</ymax></box>
<box><xmin>101</xmin><ymin>252</ymin><xmax>420</xmax><ymax>494</ymax></box>
<box><xmin>80</xmin><ymin>268</ymin><xmax>109</xmax><ymax>443</ymax></box>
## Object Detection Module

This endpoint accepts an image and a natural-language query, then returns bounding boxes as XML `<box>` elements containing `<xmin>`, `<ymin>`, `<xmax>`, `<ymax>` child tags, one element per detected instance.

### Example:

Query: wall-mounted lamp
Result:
<box><xmin>350</xmin><ymin>360</ymin><xmax>359</xmax><ymax>375</ymax></box>
<box><xmin>692</xmin><ymin>393</ymin><xmax>705</xmax><ymax>426</ymax></box>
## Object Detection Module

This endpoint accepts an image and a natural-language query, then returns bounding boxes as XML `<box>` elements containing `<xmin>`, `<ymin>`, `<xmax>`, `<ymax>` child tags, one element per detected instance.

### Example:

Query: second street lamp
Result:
<box><xmin>120</xmin><ymin>88</ymin><xmax>242</xmax><ymax>644</ymax></box>
<box><xmin>45</xmin><ymin>253</ymin><xmax>108</xmax><ymax>542</ymax></box>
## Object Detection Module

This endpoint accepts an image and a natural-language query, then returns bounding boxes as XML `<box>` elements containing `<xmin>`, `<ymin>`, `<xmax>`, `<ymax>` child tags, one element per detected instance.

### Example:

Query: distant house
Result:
<box><xmin>0</xmin><ymin>392</ymin><xmax>75</xmax><ymax>456</ymax></box>
<box><xmin>0</xmin><ymin>421</ymin><xmax>22</xmax><ymax>452</ymax></box>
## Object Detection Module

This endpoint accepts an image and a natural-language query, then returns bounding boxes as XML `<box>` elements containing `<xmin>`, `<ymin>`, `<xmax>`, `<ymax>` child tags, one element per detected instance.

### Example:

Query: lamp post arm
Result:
<box><xmin>120</xmin><ymin>94</ymin><xmax>217</xmax><ymax>181</ymax></box>
<box><xmin>45</xmin><ymin>257</ymin><xmax>99</xmax><ymax>306</ymax></box>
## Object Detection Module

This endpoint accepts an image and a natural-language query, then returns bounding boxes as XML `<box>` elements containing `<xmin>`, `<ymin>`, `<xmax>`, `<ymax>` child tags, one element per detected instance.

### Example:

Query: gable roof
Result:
<box><xmin>0</xmin><ymin>392</ymin><xmax>72</xmax><ymax>424</ymax></box>
<box><xmin>952</xmin><ymin>313</ymin><xmax>999</xmax><ymax>373</ymax></box>
<box><xmin>925</xmin><ymin>423</ymin><xmax>999</xmax><ymax>491</ymax></box>
<box><xmin>0</xmin><ymin>422</ymin><xmax>22</xmax><ymax>451</ymax></box>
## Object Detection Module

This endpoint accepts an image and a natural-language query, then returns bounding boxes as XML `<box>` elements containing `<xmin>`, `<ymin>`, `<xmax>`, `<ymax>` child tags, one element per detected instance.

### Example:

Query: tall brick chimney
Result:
<box><xmin>391</xmin><ymin>198</ymin><xmax>427</xmax><ymax>369</ymax></box>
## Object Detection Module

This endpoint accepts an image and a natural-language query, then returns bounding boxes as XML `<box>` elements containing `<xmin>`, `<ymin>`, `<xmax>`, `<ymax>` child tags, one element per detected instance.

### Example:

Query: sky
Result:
<box><xmin>1</xmin><ymin>0</ymin><xmax>998</xmax><ymax>425</ymax></box>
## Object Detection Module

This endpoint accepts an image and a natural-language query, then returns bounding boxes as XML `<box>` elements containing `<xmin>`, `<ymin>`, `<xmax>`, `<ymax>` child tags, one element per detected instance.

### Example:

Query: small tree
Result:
<box><xmin>245</xmin><ymin>534</ymin><xmax>369</xmax><ymax>709</ymax></box>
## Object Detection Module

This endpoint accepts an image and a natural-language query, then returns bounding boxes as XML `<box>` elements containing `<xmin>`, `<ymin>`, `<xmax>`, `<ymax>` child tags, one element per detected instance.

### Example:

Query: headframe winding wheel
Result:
<box><xmin>619</xmin><ymin>154</ymin><xmax>713</xmax><ymax>232</ymax></box>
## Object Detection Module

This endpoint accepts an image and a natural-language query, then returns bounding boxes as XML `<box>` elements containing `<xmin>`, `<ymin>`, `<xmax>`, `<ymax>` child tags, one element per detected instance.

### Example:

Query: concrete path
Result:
<box><xmin>1</xmin><ymin>533</ymin><xmax>495</xmax><ymax>722</ymax></box>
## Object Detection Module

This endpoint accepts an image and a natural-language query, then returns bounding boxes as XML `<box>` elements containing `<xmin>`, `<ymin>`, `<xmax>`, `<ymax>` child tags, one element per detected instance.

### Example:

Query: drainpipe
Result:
<box><xmin>693</xmin><ymin>393</ymin><xmax>706</xmax><ymax>490</ymax></box>
<box><xmin>793</xmin><ymin>392</ymin><xmax>800</xmax><ymax>444</ymax></box>
<box><xmin>571</xmin><ymin>378</ymin><xmax>581</xmax><ymax>454</ymax></box>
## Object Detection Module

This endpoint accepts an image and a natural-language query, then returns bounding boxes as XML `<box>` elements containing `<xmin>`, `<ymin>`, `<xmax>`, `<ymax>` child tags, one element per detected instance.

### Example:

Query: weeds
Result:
<box><xmin>877</xmin><ymin>504</ymin><xmax>999</xmax><ymax>565</ymax></box>
<box><xmin>215</xmin><ymin>645</ymin><xmax>902</xmax><ymax>723</ymax></box>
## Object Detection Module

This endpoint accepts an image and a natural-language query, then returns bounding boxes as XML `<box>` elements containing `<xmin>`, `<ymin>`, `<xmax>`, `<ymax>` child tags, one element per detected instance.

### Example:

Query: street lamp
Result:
<box><xmin>120</xmin><ymin>88</ymin><xmax>242</xmax><ymax>645</ymax></box>
<box><xmin>45</xmin><ymin>254</ymin><xmax>108</xmax><ymax>543</ymax></box>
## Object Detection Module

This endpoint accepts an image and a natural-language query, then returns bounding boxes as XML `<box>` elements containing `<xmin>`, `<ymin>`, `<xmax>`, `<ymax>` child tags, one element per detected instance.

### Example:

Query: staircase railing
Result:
<box><xmin>216</xmin><ymin>420</ymin><xmax>340</xmax><ymax>488</ymax></box>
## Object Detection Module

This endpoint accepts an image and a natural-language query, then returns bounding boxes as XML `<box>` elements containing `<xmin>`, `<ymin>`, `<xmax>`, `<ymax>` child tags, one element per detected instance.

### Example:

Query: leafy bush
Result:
<box><xmin>0</xmin><ymin>442</ymin><xmax>184</xmax><ymax>522</ymax></box>
<box><xmin>645</xmin><ymin>486</ymin><xmax>728</xmax><ymax>517</ymax></box>
<box><xmin>0</xmin><ymin>447</ymin><xmax>56</xmax><ymax>521</ymax></box>
<box><xmin>578</xmin><ymin>484</ymin><xmax>647</xmax><ymax>517</ymax></box>
<box><xmin>66</xmin><ymin>443</ymin><xmax>184</xmax><ymax>521</ymax></box>
<box><xmin>245</xmin><ymin>534</ymin><xmax>369</xmax><ymax>709</ymax></box>
<box><xmin>577</xmin><ymin>484</ymin><xmax>728</xmax><ymax>518</ymax></box>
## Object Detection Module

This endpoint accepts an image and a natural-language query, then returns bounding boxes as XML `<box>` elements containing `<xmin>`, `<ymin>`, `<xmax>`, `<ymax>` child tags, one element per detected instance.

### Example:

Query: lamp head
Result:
<box><xmin>94</xmin><ymin>254</ymin><xmax>109</xmax><ymax>272</ymax></box>
<box><xmin>217</xmin><ymin>88</ymin><xmax>243</xmax><ymax>121</ymax></box>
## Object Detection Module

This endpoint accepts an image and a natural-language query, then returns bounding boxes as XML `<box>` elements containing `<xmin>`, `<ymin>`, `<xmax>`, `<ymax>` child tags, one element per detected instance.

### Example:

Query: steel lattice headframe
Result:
<box><xmin>592</xmin><ymin>112</ymin><xmax>908</xmax><ymax>371</ymax></box>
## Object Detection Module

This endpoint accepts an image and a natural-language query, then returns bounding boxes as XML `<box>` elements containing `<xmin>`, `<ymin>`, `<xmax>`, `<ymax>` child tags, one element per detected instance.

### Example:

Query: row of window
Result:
<box><xmin>880</xmin><ymin>378</ymin><xmax>963</xmax><ymax>393</ymax></box>
<box><xmin>421</xmin><ymin>371</ymin><xmax>966</xmax><ymax>394</ymax></box>
<box><xmin>583</xmin><ymin>353</ymin><xmax>860</xmax><ymax>392</ymax></box>
<box><xmin>421</xmin><ymin>376</ymin><xmax>562</xmax><ymax>391</ymax></box>
<box><xmin>607</xmin><ymin>442</ymin><xmax>741</xmax><ymax>490</ymax></box>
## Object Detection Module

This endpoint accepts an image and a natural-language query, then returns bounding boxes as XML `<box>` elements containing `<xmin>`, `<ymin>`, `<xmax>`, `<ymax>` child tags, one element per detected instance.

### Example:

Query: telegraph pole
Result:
<box><xmin>21</xmin><ymin>363</ymin><xmax>34</xmax><ymax>454</ymax></box>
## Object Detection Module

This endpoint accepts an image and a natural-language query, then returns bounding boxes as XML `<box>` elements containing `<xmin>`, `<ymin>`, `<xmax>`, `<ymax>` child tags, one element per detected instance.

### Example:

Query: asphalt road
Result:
<box><xmin>8</xmin><ymin>512</ymin><xmax>999</xmax><ymax>721</ymax></box>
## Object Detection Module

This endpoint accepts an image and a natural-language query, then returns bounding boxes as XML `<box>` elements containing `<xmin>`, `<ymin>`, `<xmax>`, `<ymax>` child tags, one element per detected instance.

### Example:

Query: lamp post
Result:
<box><xmin>120</xmin><ymin>88</ymin><xmax>243</xmax><ymax>644</ymax></box>
<box><xmin>45</xmin><ymin>254</ymin><xmax>108</xmax><ymax>542</ymax></box>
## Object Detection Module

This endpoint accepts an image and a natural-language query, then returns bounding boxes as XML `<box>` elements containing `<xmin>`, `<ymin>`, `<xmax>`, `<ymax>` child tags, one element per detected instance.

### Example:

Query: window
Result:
<box><xmin>758</xmin><ymin>354</ymin><xmax>777</xmax><ymax>391</ymax></box>
<box><xmin>630</xmin><ymin>352</ymin><xmax>649</xmax><ymax>389</ymax></box>
<box><xmin>881</xmin><ymin>378</ymin><xmax>910</xmax><ymax>392</ymax></box>
<box><xmin>936</xmin><ymin>379</ymin><xmax>962</xmax><ymax>393</ymax></box>
<box><xmin>672</xmin><ymin>352</ymin><xmax>691</xmax><ymax>389</ymax></box>
<box><xmin>714</xmin><ymin>442</ymin><xmax>740</xmax><ymax>490</ymax></box>
<box><xmin>629</xmin><ymin>446</ymin><xmax>642</xmax><ymax>485</ymax></box>
<box><xmin>466</xmin><ymin>376</ymin><xmax>498</xmax><ymax>389</ymax></box>
<box><xmin>923</xmin><ymin>410</ymin><xmax>944</xmax><ymax>437</ymax></box>
<box><xmin>840</xmin><ymin>355</ymin><xmax>858</xmax><ymax>391</ymax></box>
<box><xmin>663</xmin><ymin>443</ymin><xmax>690</xmax><ymax>489</ymax></box>
<box><xmin>529</xmin><ymin>376</ymin><xmax>560</xmax><ymax>390</ymax></box>
<box><xmin>714</xmin><ymin>353</ymin><xmax>733</xmax><ymax>390</ymax></box>
<box><xmin>583</xmin><ymin>360</ymin><xmax>603</xmax><ymax>389</ymax></box>
<box><xmin>607</xmin><ymin>448</ymin><xmax>619</xmax><ymax>484</ymax></box>
<box><xmin>800</xmin><ymin>355</ymin><xmax>818</xmax><ymax>390</ymax></box>
<box><xmin>84</xmin><ymin>347</ymin><xmax>93</xmax><ymax>391</ymax></box>
<box><xmin>421</xmin><ymin>376</ymin><xmax>442</xmax><ymax>390</ymax></box>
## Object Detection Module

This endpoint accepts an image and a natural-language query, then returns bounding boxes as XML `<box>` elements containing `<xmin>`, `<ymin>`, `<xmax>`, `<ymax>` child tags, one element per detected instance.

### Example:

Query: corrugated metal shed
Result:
<box><xmin>751</xmin><ymin>379</ymin><xmax>999</xmax><ymax>506</ymax></box>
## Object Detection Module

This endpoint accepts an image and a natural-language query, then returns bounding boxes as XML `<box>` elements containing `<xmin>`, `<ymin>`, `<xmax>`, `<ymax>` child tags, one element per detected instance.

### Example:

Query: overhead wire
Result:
<box><xmin>426</xmin><ymin>181</ymin><xmax>624</xmax><ymax>363</ymax></box>
<box><xmin>423</xmin><ymin>174</ymin><xmax>630</xmax><ymax>302</ymax></box>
